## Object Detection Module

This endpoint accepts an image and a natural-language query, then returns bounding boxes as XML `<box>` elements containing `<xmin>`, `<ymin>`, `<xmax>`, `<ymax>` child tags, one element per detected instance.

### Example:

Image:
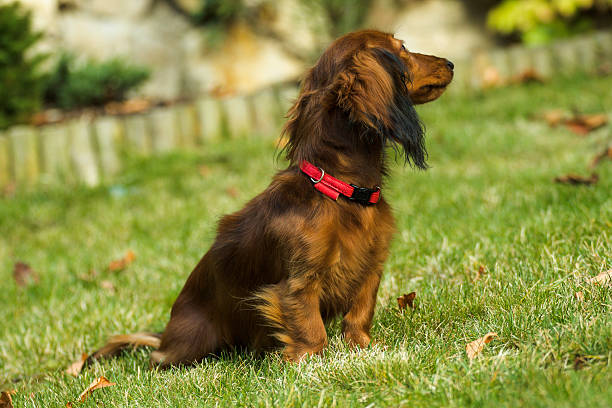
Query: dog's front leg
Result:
<box><xmin>342</xmin><ymin>269</ymin><xmax>382</xmax><ymax>348</ymax></box>
<box><xmin>256</xmin><ymin>278</ymin><xmax>327</xmax><ymax>362</ymax></box>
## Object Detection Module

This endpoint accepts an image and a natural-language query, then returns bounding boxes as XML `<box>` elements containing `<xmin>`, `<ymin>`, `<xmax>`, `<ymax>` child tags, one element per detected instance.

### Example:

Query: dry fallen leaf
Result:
<box><xmin>482</xmin><ymin>66</ymin><xmax>502</xmax><ymax>88</ymax></box>
<box><xmin>13</xmin><ymin>262</ymin><xmax>39</xmax><ymax>287</ymax></box>
<box><xmin>575</xmin><ymin>291</ymin><xmax>584</xmax><ymax>301</ymax></box>
<box><xmin>512</xmin><ymin>68</ymin><xmax>544</xmax><ymax>84</ymax></box>
<box><xmin>540</xmin><ymin>109</ymin><xmax>566</xmax><ymax>127</ymax></box>
<box><xmin>2</xmin><ymin>182</ymin><xmax>16</xmax><ymax>198</ymax></box>
<box><xmin>564</xmin><ymin>113</ymin><xmax>608</xmax><ymax>135</ymax></box>
<box><xmin>75</xmin><ymin>376</ymin><xmax>116</xmax><ymax>403</ymax></box>
<box><xmin>466</xmin><ymin>332</ymin><xmax>497</xmax><ymax>360</ymax></box>
<box><xmin>108</xmin><ymin>250</ymin><xmax>136</xmax><ymax>272</ymax></box>
<box><xmin>573</xmin><ymin>355</ymin><xmax>588</xmax><ymax>370</ymax></box>
<box><xmin>590</xmin><ymin>146</ymin><xmax>612</xmax><ymax>169</ymax></box>
<box><xmin>554</xmin><ymin>173</ymin><xmax>599</xmax><ymax>185</ymax></box>
<box><xmin>104</xmin><ymin>99</ymin><xmax>151</xmax><ymax>115</ymax></box>
<box><xmin>597</xmin><ymin>62</ymin><xmax>612</xmax><ymax>76</ymax></box>
<box><xmin>226</xmin><ymin>187</ymin><xmax>239</xmax><ymax>198</ymax></box>
<box><xmin>100</xmin><ymin>280</ymin><xmax>115</xmax><ymax>292</ymax></box>
<box><xmin>65</xmin><ymin>353</ymin><xmax>88</xmax><ymax>377</ymax></box>
<box><xmin>198</xmin><ymin>165</ymin><xmax>211</xmax><ymax>177</ymax></box>
<box><xmin>0</xmin><ymin>390</ymin><xmax>15</xmax><ymax>408</ymax></box>
<box><xmin>588</xmin><ymin>270</ymin><xmax>612</xmax><ymax>286</ymax></box>
<box><xmin>472</xmin><ymin>263</ymin><xmax>488</xmax><ymax>281</ymax></box>
<box><xmin>397</xmin><ymin>292</ymin><xmax>416</xmax><ymax>310</ymax></box>
<box><xmin>78</xmin><ymin>269</ymin><xmax>99</xmax><ymax>283</ymax></box>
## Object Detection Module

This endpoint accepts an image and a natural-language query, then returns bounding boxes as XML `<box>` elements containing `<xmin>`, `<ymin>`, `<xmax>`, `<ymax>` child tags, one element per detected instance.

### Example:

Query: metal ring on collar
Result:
<box><xmin>310</xmin><ymin>167</ymin><xmax>325</xmax><ymax>184</ymax></box>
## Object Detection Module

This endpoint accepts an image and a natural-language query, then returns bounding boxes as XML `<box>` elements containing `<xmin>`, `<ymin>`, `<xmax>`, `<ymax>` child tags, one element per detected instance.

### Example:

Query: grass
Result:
<box><xmin>1</xmin><ymin>73</ymin><xmax>611</xmax><ymax>407</ymax></box>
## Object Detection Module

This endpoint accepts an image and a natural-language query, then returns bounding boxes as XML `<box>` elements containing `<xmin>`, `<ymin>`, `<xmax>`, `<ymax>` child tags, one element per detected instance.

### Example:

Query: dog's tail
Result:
<box><xmin>87</xmin><ymin>332</ymin><xmax>161</xmax><ymax>363</ymax></box>
<box><xmin>250</xmin><ymin>283</ymin><xmax>292</xmax><ymax>346</ymax></box>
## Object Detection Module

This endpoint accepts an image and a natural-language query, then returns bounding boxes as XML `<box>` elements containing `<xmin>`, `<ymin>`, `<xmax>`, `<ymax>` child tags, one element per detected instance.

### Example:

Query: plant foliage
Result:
<box><xmin>488</xmin><ymin>0</ymin><xmax>612</xmax><ymax>44</ymax></box>
<box><xmin>306</xmin><ymin>0</ymin><xmax>374</xmax><ymax>37</ymax></box>
<box><xmin>0</xmin><ymin>2</ymin><xmax>46</xmax><ymax>130</ymax></box>
<box><xmin>43</xmin><ymin>55</ymin><xmax>151</xmax><ymax>110</ymax></box>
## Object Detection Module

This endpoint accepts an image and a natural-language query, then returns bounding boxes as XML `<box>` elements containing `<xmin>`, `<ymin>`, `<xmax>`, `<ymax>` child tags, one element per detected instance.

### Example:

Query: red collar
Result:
<box><xmin>300</xmin><ymin>160</ymin><xmax>381</xmax><ymax>205</ymax></box>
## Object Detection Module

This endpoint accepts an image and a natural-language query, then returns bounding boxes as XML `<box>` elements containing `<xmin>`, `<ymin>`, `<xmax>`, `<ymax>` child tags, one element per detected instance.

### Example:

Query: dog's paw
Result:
<box><xmin>343</xmin><ymin>330</ymin><xmax>371</xmax><ymax>349</ymax></box>
<box><xmin>282</xmin><ymin>340</ymin><xmax>327</xmax><ymax>363</ymax></box>
<box><xmin>149</xmin><ymin>350</ymin><xmax>167</xmax><ymax>368</ymax></box>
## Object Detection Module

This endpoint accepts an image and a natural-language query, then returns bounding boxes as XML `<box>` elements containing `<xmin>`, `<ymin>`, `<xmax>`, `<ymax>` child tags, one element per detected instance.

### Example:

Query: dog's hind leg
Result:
<box><xmin>254</xmin><ymin>278</ymin><xmax>327</xmax><ymax>362</ymax></box>
<box><xmin>150</xmin><ymin>302</ymin><xmax>223</xmax><ymax>368</ymax></box>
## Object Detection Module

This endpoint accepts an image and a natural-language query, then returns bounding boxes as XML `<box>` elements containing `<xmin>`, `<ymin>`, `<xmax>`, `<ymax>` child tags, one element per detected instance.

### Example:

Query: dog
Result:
<box><xmin>91</xmin><ymin>29</ymin><xmax>453</xmax><ymax>366</ymax></box>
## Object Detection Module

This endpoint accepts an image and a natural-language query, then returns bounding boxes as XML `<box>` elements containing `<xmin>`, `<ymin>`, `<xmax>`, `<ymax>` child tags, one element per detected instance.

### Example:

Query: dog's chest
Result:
<box><xmin>308</xmin><ymin>204</ymin><xmax>394</xmax><ymax>304</ymax></box>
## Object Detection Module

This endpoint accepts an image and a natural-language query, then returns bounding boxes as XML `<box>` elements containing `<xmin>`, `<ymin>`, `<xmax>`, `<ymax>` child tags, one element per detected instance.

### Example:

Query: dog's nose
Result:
<box><xmin>446</xmin><ymin>59</ymin><xmax>454</xmax><ymax>70</ymax></box>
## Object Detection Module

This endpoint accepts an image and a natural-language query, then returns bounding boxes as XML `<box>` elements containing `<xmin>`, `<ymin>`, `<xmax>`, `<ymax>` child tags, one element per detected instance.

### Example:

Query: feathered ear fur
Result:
<box><xmin>334</xmin><ymin>48</ymin><xmax>427</xmax><ymax>169</ymax></box>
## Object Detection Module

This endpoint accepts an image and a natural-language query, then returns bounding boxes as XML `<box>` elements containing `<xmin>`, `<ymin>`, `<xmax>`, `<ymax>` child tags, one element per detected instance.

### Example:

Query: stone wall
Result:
<box><xmin>5</xmin><ymin>0</ymin><xmax>495</xmax><ymax>100</ymax></box>
<box><xmin>5</xmin><ymin>0</ymin><xmax>309</xmax><ymax>99</ymax></box>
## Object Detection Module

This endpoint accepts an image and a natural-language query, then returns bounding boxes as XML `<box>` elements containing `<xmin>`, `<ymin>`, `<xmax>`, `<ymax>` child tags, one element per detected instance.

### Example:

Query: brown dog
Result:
<box><xmin>92</xmin><ymin>29</ymin><xmax>453</xmax><ymax>366</ymax></box>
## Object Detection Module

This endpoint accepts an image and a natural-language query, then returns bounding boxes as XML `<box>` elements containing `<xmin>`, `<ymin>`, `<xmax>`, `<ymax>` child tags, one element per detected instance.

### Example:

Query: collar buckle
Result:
<box><xmin>349</xmin><ymin>184</ymin><xmax>380</xmax><ymax>205</ymax></box>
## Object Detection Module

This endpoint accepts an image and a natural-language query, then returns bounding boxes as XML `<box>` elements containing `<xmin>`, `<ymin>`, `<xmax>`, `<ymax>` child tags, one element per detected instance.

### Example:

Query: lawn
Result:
<box><xmin>1</xmin><ymin>73</ymin><xmax>611</xmax><ymax>407</ymax></box>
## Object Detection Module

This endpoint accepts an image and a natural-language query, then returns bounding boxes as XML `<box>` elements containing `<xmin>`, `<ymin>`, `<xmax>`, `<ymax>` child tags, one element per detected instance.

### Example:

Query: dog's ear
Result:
<box><xmin>334</xmin><ymin>48</ymin><xmax>427</xmax><ymax>169</ymax></box>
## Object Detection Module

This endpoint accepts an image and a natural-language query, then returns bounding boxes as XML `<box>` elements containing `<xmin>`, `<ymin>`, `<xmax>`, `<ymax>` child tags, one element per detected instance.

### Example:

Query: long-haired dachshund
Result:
<box><xmin>92</xmin><ymin>29</ymin><xmax>453</xmax><ymax>366</ymax></box>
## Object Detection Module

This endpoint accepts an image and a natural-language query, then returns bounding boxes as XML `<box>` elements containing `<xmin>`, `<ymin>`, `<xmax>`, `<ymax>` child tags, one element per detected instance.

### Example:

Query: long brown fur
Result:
<box><xmin>91</xmin><ymin>30</ymin><xmax>453</xmax><ymax>366</ymax></box>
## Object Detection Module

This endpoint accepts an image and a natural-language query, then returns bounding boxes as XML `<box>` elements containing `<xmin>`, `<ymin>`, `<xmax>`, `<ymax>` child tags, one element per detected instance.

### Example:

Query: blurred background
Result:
<box><xmin>0</xmin><ymin>0</ymin><xmax>611</xmax><ymax>188</ymax></box>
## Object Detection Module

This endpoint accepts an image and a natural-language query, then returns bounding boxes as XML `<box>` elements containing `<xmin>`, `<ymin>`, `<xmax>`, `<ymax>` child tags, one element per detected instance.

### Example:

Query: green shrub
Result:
<box><xmin>488</xmin><ymin>0</ymin><xmax>612</xmax><ymax>44</ymax></box>
<box><xmin>43</xmin><ymin>55</ymin><xmax>151</xmax><ymax>110</ymax></box>
<box><xmin>0</xmin><ymin>2</ymin><xmax>46</xmax><ymax>130</ymax></box>
<box><xmin>307</xmin><ymin>0</ymin><xmax>374</xmax><ymax>37</ymax></box>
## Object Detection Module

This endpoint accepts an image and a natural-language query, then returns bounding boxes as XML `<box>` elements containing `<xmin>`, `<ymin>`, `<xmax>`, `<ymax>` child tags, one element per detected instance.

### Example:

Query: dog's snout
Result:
<box><xmin>445</xmin><ymin>59</ymin><xmax>454</xmax><ymax>70</ymax></box>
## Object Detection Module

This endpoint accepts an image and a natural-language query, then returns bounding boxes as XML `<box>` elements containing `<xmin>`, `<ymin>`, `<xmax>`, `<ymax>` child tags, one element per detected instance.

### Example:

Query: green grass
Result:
<box><xmin>1</xmin><ymin>74</ymin><xmax>611</xmax><ymax>407</ymax></box>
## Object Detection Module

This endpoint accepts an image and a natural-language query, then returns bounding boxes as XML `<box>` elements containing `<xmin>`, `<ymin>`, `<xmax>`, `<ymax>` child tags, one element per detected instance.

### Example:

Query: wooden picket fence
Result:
<box><xmin>0</xmin><ymin>30</ymin><xmax>611</xmax><ymax>191</ymax></box>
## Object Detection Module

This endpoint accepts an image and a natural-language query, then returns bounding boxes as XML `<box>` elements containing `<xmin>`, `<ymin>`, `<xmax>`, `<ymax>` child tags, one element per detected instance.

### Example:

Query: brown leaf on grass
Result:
<box><xmin>226</xmin><ymin>187</ymin><xmax>239</xmax><ymax>198</ymax></box>
<box><xmin>75</xmin><ymin>376</ymin><xmax>116</xmax><ymax>403</ymax></box>
<box><xmin>597</xmin><ymin>62</ymin><xmax>612</xmax><ymax>76</ymax></box>
<box><xmin>564</xmin><ymin>113</ymin><xmax>608</xmax><ymax>135</ymax></box>
<box><xmin>575</xmin><ymin>291</ymin><xmax>584</xmax><ymax>301</ymax></box>
<box><xmin>466</xmin><ymin>332</ymin><xmax>497</xmax><ymax>360</ymax></box>
<box><xmin>108</xmin><ymin>250</ymin><xmax>136</xmax><ymax>272</ymax></box>
<box><xmin>471</xmin><ymin>263</ymin><xmax>488</xmax><ymax>281</ymax></box>
<box><xmin>512</xmin><ymin>68</ymin><xmax>544</xmax><ymax>84</ymax></box>
<box><xmin>477</xmin><ymin>264</ymin><xmax>487</xmax><ymax>279</ymax></box>
<box><xmin>13</xmin><ymin>262</ymin><xmax>39</xmax><ymax>287</ymax></box>
<box><xmin>589</xmin><ymin>146</ymin><xmax>612</xmax><ymax>169</ymax></box>
<box><xmin>540</xmin><ymin>109</ymin><xmax>566</xmax><ymax>127</ymax></box>
<box><xmin>554</xmin><ymin>173</ymin><xmax>599</xmax><ymax>185</ymax></box>
<box><xmin>588</xmin><ymin>270</ymin><xmax>612</xmax><ymax>286</ymax></box>
<box><xmin>78</xmin><ymin>269</ymin><xmax>99</xmax><ymax>283</ymax></box>
<box><xmin>65</xmin><ymin>353</ymin><xmax>88</xmax><ymax>377</ymax></box>
<box><xmin>0</xmin><ymin>390</ymin><xmax>15</xmax><ymax>408</ymax></box>
<box><xmin>2</xmin><ymin>182</ymin><xmax>16</xmax><ymax>198</ymax></box>
<box><xmin>573</xmin><ymin>355</ymin><xmax>588</xmax><ymax>370</ymax></box>
<box><xmin>198</xmin><ymin>165</ymin><xmax>211</xmax><ymax>177</ymax></box>
<box><xmin>397</xmin><ymin>292</ymin><xmax>416</xmax><ymax>310</ymax></box>
<box><xmin>100</xmin><ymin>280</ymin><xmax>115</xmax><ymax>292</ymax></box>
<box><xmin>482</xmin><ymin>66</ymin><xmax>502</xmax><ymax>89</ymax></box>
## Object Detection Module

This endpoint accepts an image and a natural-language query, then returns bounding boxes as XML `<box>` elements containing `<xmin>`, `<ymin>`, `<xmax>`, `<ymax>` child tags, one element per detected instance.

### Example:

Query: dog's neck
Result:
<box><xmin>288</xmin><ymin>111</ymin><xmax>386</xmax><ymax>188</ymax></box>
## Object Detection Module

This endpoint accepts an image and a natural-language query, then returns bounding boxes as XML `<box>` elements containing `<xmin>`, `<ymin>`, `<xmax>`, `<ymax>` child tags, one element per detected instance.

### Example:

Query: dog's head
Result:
<box><xmin>285</xmin><ymin>30</ymin><xmax>453</xmax><ymax>169</ymax></box>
